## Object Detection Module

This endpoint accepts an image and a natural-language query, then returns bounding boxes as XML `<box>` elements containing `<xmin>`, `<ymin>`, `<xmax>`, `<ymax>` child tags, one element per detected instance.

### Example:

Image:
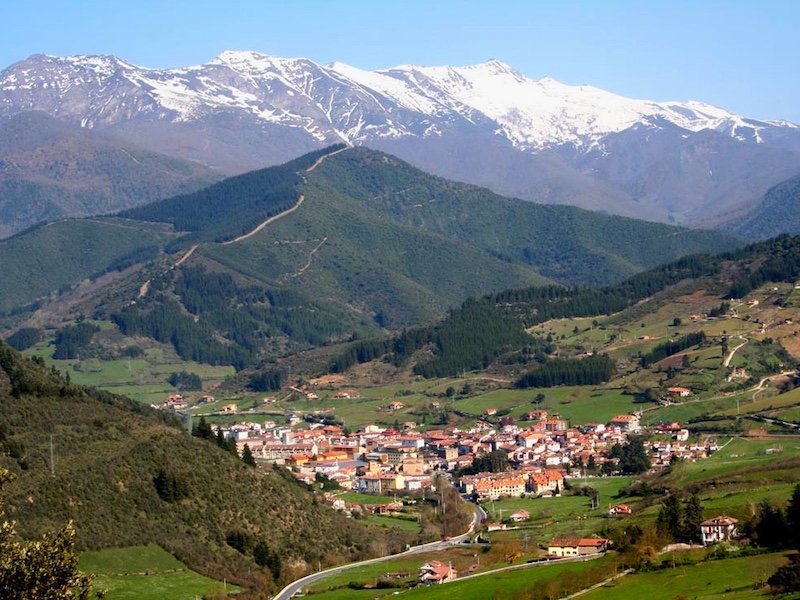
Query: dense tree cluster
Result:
<box><xmin>640</xmin><ymin>331</ymin><xmax>706</xmax><ymax>368</ymax></box>
<box><xmin>456</xmin><ymin>449</ymin><xmax>510</xmax><ymax>476</ymax></box>
<box><xmin>52</xmin><ymin>322</ymin><xmax>100</xmax><ymax>360</ymax></box>
<box><xmin>725</xmin><ymin>235</ymin><xmax>800</xmax><ymax>299</ymax></box>
<box><xmin>114</xmin><ymin>266</ymin><xmax>350</xmax><ymax>369</ymax></box>
<box><xmin>743</xmin><ymin>484</ymin><xmax>800</xmax><ymax>550</ymax></box>
<box><xmin>3</xmin><ymin>327</ymin><xmax>42</xmax><ymax>352</ymax></box>
<box><xmin>656</xmin><ymin>493</ymin><xmax>705</xmax><ymax>543</ymax></box>
<box><xmin>515</xmin><ymin>354</ymin><xmax>615</xmax><ymax>388</ymax></box>
<box><xmin>609</xmin><ymin>437</ymin><xmax>651</xmax><ymax>475</ymax></box>
<box><xmin>152</xmin><ymin>469</ymin><xmax>190</xmax><ymax>503</ymax></box>
<box><xmin>412</xmin><ymin>299</ymin><xmax>536</xmax><ymax>378</ymax></box>
<box><xmin>248</xmin><ymin>368</ymin><xmax>287</xmax><ymax>392</ymax></box>
<box><xmin>167</xmin><ymin>370</ymin><xmax>202</xmax><ymax>391</ymax></box>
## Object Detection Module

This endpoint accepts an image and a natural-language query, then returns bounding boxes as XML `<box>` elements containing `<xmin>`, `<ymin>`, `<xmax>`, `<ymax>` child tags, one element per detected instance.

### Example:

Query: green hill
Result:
<box><xmin>728</xmin><ymin>174</ymin><xmax>800</xmax><ymax>240</ymax></box>
<box><xmin>0</xmin><ymin>217</ymin><xmax>177</xmax><ymax>314</ymax></box>
<box><xmin>1</xmin><ymin>146</ymin><xmax>743</xmax><ymax>371</ymax></box>
<box><xmin>0</xmin><ymin>340</ymin><xmax>403</xmax><ymax>596</ymax></box>
<box><xmin>330</xmin><ymin>233</ymin><xmax>800</xmax><ymax>381</ymax></box>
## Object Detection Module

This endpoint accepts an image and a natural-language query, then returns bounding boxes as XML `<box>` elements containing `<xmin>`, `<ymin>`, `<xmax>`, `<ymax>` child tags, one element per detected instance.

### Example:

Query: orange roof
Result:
<box><xmin>549</xmin><ymin>538</ymin><xmax>608</xmax><ymax>548</ymax></box>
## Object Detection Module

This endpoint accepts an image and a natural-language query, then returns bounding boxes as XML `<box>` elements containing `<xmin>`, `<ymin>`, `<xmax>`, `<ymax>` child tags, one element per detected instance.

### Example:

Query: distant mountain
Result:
<box><xmin>0</xmin><ymin>147</ymin><xmax>743</xmax><ymax>368</ymax></box>
<box><xmin>0</xmin><ymin>112</ymin><xmax>221</xmax><ymax>238</ymax></box>
<box><xmin>725</xmin><ymin>174</ymin><xmax>800</xmax><ymax>239</ymax></box>
<box><xmin>1</xmin><ymin>52</ymin><xmax>799</xmax><ymax>231</ymax></box>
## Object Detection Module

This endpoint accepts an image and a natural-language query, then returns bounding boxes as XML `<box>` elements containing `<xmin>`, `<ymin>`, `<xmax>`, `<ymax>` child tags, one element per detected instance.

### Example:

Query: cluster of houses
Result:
<box><xmin>180</xmin><ymin>399</ymin><xmax>741</xmax><ymax>587</ymax></box>
<box><xmin>199</xmin><ymin>408</ymin><xmax>719</xmax><ymax>500</ymax></box>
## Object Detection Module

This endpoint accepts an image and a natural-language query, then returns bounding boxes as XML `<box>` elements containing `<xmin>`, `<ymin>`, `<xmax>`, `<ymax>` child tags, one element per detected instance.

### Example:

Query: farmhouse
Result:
<box><xmin>508</xmin><ymin>509</ymin><xmax>530</xmax><ymax>523</ymax></box>
<box><xmin>668</xmin><ymin>387</ymin><xmax>692</xmax><ymax>397</ymax></box>
<box><xmin>419</xmin><ymin>561</ymin><xmax>457</xmax><ymax>584</ymax></box>
<box><xmin>701</xmin><ymin>515</ymin><xmax>739</xmax><ymax>545</ymax></box>
<box><xmin>547</xmin><ymin>538</ymin><xmax>609</xmax><ymax>557</ymax></box>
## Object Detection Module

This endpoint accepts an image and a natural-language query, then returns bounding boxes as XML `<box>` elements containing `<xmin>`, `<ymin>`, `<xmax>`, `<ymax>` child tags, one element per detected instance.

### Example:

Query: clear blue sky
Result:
<box><xmin>3</xmin><ymin>0</ymin><xmax>799</xmax><ymax>123</ymax></box>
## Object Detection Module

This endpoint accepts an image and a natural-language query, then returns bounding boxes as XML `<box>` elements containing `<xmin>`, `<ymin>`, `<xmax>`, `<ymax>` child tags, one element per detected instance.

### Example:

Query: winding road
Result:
<box><xmin>272</xmin><ymin>500</ymin><xmax>485</xmax><ymax>600</ymax></box>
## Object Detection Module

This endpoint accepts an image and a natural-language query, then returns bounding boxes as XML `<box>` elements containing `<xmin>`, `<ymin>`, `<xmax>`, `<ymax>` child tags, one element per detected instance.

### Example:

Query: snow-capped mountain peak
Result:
<box><xmin>0</xmin><ymin>51</ymin><xmax>795</xmax><ymax>151</ymax></box>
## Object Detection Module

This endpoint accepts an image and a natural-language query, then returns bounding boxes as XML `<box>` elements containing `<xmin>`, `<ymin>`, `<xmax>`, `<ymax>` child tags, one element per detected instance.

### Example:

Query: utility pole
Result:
<box><xmin>49</xmin><ymin>434</ymin><xmax>55</xmax><ymax>477</ymax></box>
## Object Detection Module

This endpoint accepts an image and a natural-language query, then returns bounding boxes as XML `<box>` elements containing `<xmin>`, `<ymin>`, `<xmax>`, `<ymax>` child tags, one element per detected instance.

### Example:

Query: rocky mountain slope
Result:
<box><xmin>0</xmin><ymin>111</ymin><xmax>220</xmax><ymax>238</ymax></box>
<box><xmin>3</xmin><ymin>51</ymin><xmax>800</xmax><ymax>230</ymax></box>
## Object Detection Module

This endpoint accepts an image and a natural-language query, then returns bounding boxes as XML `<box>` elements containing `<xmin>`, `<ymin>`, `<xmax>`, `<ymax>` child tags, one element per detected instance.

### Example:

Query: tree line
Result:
<box><xmin>515</xmin><ymin>354</ymin><xmax>615</xmax><ymax>389</ymax></box>
<box><xmin>640</xmin><ymin>331</ymin><xmax>706</xmax><ymax>368</ymax></box>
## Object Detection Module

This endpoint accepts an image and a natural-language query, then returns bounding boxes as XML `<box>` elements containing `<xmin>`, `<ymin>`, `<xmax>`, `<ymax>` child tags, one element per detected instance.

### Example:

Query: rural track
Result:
<box><xmin>222</xmin><ymin>145</ymin><xmax>351</xmax><ymax>246</ymax></box>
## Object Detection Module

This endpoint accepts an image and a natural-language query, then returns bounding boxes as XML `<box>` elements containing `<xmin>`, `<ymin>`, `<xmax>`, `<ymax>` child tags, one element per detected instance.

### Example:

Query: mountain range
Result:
<box><xmin>0</xmin><ymin>146</ymin><xmax>742</xmax><ymax>368</ymax></box>
<box><xmin>2</xmin><ymin>51</ymin><xmax>800</xmax><ymax>237</ymax></box>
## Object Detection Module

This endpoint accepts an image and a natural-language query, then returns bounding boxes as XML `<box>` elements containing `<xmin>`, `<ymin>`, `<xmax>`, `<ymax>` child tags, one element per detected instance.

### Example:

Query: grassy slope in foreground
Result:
<box><xmin>79</xmin><ymin>544</ymin><xmax>240</xmax><ymax>600</ymax></box>
<box><xmin>0</xmin><ymin>341</ymin><xmax>398</xmax><ymax>596</ymax></box>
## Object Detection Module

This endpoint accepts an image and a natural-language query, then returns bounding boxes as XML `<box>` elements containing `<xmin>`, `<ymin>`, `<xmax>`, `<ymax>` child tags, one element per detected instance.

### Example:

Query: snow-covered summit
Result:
<box><xmin>0</xmin><ymin>51</ymin><xmax>793</xmax><ymax>150</ymax></box>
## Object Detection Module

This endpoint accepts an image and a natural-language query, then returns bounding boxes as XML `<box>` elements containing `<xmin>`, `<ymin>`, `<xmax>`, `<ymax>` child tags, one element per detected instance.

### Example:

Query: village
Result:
<box><xmin>160</xmin><ymin>390</ymin><xmax>739</xmax><ymax>586</ymax></box>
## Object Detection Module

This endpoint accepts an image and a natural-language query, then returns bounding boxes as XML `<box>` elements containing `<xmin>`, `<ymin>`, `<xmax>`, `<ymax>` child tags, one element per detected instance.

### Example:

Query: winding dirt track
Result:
<box><xmin>220</xmin><ymin>145</ymin><xmax>351</xmax><ymax>246</ymax></box>
<box><xmin>173</xmin><ymin>244</ymin><xmax>198</xmax><ymax>267</ymax></box>
<box><xmin>221</xmin><ymin>196</ymin><xmax>305</xmax><ymax>245</ymax></box>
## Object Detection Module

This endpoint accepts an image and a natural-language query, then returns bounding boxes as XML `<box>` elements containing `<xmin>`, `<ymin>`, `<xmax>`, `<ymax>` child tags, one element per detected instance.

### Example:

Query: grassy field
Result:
<box><xmin>307</xmin><ymin>554</ymin><xmax>618</xmax><ymax>600</ymax></box>
<box><xmin>79</xmin><ymin>544</ymin><xmax>239</xmax><ymax>599</ymax></box>
<box><xmin>678</xmin><ymin>437</ymin><xmax>800</xmax><ymax>483</ymax></box>
<box><xmin>338</xmin><ymin>492</ymin><xmax>403</xmax><ymax>505</ymax></box>
<box><xmin>581</xmin><ymin>552</ymin><xmax>788</xmax><ymax>600</ymax></box>
<box><xmin>23</xmin><ymin>335</ymin><xmax>235</xmax><ymax>405</ymax></box>
<box><xmin>482</xmin><ymin>477</ymin><xmax>634</xmax><ymax>545</ymax></box>
<box><xmin>366</xmin><ymin>513</ymin><xmax>421</xmax><ymax>532</ymax></box>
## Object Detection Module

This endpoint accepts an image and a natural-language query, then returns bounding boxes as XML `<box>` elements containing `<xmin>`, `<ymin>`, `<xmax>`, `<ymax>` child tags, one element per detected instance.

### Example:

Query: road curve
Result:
<box><xmin>273</xmin><ymin>500</ymin><xmax>484</xmax><ymax>600</ymax></box>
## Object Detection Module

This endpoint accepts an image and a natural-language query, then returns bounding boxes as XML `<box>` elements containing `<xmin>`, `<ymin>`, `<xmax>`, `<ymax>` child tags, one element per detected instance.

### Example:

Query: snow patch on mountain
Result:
<box><xmin>0</xmin><ymin>50</ymin><xmax>795</xmax><ymax>151</ymax></box>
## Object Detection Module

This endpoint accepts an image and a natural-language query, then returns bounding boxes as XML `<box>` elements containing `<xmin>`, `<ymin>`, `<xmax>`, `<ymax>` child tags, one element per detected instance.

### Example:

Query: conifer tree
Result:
<box><xmin>787</xmin><ymin>483</ymin><xmax>800</xmax><ymax>549</ymax></box>
<box><xmin>682</xmin><ymin>494</ymin><xmax>705</xmax><ymax>543</ymax></box>
<box><xmin>242</xmin><ymin>444</ymin><xmax>256</xmax><ymax>467</ymax></box>
<box><xmin>657</xmin><ymin>494</ymin><xmax>683</xmax><ymax>541</ymax></box>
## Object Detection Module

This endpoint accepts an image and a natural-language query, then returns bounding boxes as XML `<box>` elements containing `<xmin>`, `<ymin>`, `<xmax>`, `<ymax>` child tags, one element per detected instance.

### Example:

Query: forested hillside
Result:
<box><xmin>307</xmin><ymin>148</ymin><xmax>742</xmax><ymax>286</ymax></box>
<box><xmin>330</xmin><ymin>235</ymin><xmax>800</xmax><ymax>380</ymax></box>
<box><xmin>0</xmin><ymin>340</ymin><xmax>404</xmax><ymax>596</ymax></box>
<box><xmin>0</xmin><ymin>218</ymin><xmax>176</xmax><ymax>314</ymax></box>
<box><xmin>0</xmin><ymin>111</ymin><xmax>220</xmax><ymax>239</ymax></box>
<box><xmin>728</xmin><ymin>175</ymin><xmax>800</xmax><ymax>240</ymax></box>
<box><xmin>1</xmin><ymin>146</ymin><xmax>745</xmax><ymax>372</ymax></box>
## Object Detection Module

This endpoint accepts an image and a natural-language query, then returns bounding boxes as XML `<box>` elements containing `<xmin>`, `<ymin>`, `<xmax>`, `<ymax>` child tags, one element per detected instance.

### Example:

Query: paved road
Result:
<box><xmin>273</xmin><ymin>500</ymin><xmax>485</xmax><ymax>600</ymax></box>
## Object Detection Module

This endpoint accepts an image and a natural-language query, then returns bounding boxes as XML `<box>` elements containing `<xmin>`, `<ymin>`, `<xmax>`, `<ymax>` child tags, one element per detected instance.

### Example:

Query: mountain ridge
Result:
<box><xmin>4</xmin><ymin>51</ymin><xmax>800</xmax><ymax>231</ymax></box>
<box><xmin>4</xmin><ymin>50</ymin><xmax>794</xmax><ymax>150</ymax></box>
<box><xmin>0</xmin><ymin>146</ymin><xmax>743</xmax><ymax>370</ymax></box>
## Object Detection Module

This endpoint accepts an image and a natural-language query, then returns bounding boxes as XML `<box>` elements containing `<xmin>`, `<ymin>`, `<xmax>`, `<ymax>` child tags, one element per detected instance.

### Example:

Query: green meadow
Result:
<box><xmin>79</xmin><ymin>544</ymin><xmax>239</xmax><ymax>599</ymax></box>
<box><xmin>482</xmin><ymin>477</ymin><xmax>634</xmax><ymax>544</ymax></box>
<box><xmin>581</xmin><ymin>552</ymin><xmax>788</xmax><ymax>600</ymax></box>
<box><xmin>307</xmin><ymin>554</ymin><xmax>618</xmax><ymax>600</ymax></box>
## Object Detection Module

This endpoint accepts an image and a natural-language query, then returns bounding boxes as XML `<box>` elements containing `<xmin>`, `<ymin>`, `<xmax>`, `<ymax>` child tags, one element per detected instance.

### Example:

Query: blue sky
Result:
<box><xmin>3</xmin><ymin>0</ymin><xmax>799</xmax><ymax>122</ymax></box>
